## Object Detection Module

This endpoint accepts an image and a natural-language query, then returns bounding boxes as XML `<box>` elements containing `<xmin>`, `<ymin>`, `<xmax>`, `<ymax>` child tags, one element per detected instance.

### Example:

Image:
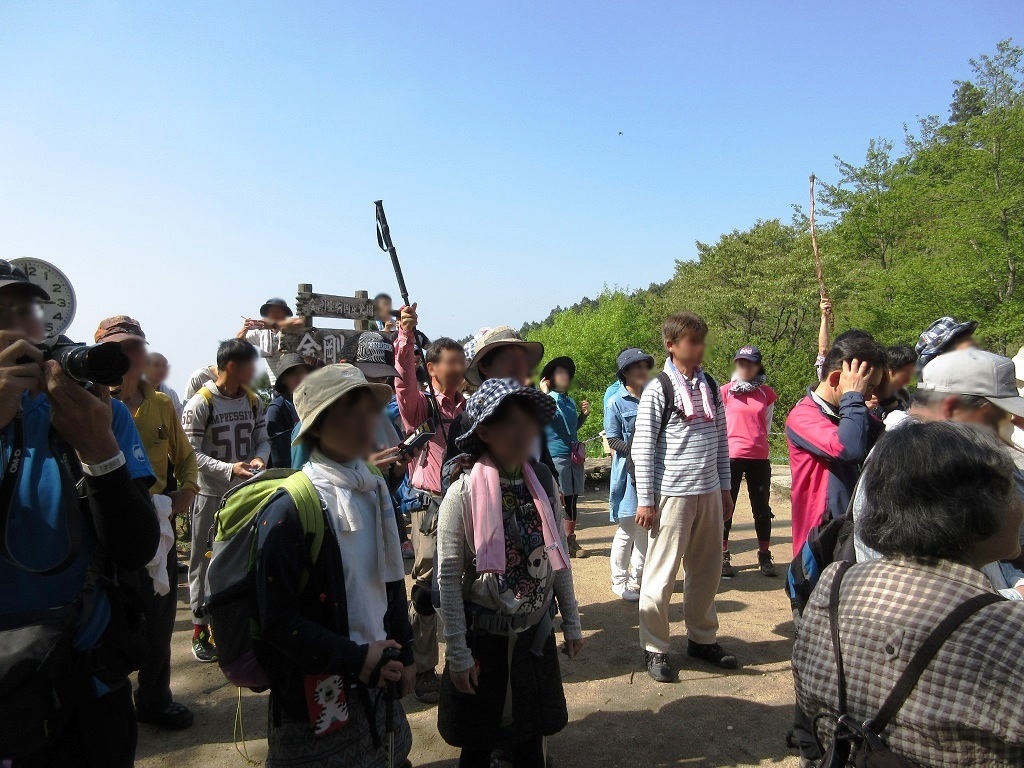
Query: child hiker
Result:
<box><xmin>255</xmin><ymin>364</ymin><xmax>415</xmax><ymax>768</ymax></box>
<box><xmin>437</xmin><ymin>378</ymin><xmax>584</xmax><ymax>768</ymax></box>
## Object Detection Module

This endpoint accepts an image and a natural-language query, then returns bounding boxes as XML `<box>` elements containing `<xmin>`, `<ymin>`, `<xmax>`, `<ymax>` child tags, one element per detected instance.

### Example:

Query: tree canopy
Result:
<box><xmin>523</xmin><ymin>40</ymin><xmax>1024</xmax><ymax>449</ymax></box>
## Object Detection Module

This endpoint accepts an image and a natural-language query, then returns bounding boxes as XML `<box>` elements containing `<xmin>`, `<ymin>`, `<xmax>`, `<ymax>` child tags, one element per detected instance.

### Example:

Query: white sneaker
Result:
<box><xmin>612</xmin><ymin>585</ymin><xmax>641</xmax><ymax>602</ymax></box>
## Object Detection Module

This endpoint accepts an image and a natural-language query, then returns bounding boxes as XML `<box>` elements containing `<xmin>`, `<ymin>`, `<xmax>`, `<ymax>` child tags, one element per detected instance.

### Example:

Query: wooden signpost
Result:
<box><xmin>281</xmin><ymin>284</ymin><xmax>376</xmax><ymax>364</ymax></box>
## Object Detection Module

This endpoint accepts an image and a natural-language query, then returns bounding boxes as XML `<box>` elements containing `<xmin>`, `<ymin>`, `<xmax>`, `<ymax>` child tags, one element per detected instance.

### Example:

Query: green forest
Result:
<box><xmin>522</xmin><ymin>40</ymin><xmax>1024</xmax><ymax>452</ymax></box>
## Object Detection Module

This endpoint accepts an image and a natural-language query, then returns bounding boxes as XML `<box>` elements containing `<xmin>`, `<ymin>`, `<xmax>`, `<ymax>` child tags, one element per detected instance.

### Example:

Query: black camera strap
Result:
<box><xmin>0</xmin><ymin>411</ymin><xmax>83</xmax><ymax>575</ymax></box>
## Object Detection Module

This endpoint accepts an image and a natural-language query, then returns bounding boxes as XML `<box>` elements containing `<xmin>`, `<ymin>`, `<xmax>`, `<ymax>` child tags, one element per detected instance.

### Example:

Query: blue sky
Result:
<box><xmin>0</xmin><ymin>1</ymin><xmax>1019</xmax><ymax>391</ymax></box>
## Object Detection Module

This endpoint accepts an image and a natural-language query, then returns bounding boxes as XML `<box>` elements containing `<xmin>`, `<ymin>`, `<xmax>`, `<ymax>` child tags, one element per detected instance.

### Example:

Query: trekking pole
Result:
<box><xmin>808</xmin><ymin>174</ymin><xmax>834</xmax><ymax>332</ymax></box>
<box><xmin>375</xmin><ymin>200</ymin><xmax>411</xmax><ymax>309</ymax></box>
<box><xmin>381</xmin><ymin>646</ymin><xmax>402</xmax><ymax>768</ymax></box>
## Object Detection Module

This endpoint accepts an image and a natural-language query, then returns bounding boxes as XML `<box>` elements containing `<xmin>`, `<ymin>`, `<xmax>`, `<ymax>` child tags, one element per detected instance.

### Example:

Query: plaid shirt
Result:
<box><xmin>793</xmin><ymin>558</ymin><xmax>1024</xmax><ymax>767</ymax></box>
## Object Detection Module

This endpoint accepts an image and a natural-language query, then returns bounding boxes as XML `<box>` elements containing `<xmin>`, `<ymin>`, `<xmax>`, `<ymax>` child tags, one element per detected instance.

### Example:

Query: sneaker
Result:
<box><xmin>644</xmin><ymin>651</ymin><xmax>673</xmax><ymax>683</ymax></box>
<box><xmin>568</xmin><ymin>534</ymin><xmax>590</xmax><ymax>559</ymax></box>
<box><xmin>136</xmin><ymin>700</ymin><xmax>195</xmax><ymax>731</ymax></box>
<box><xmin>758</xmin><ymin>549</ymin><xmax>778</xmax><ymax>577</ymax></box>
<box><xmin>192</xmin><ymin>629</ymin><xmax>218</xmax><ymax>663</ymax></box>
<box><xmin>721</xmin><ymin>551</ymin><xmax>737</xmax><ymax>579</ymax></box>
<box><xmin>687</xmin><ymin>639</ymin><xmax>738</xmax><ymax>669</ymax></box>
<box><xmin>401</xmin><ymin>540</ymin><xmax>415</xmax><ymax>560</ymax></box>
<box><xmin>612</xmin><ymin>585</ymin><xmax>641</xmax><ymax>602</ymax></box>
<box><xmin>415</xmin><ymin>669</ymin><xmax>440</xmax><ymax>704</ymax></box>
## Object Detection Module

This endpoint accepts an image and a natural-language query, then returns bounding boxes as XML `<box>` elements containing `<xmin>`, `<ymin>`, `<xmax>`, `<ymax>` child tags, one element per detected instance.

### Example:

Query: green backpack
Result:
<box><xmin>203</xmin><ymin>468</ymin><xmax>325</xmax><ymax>691</ymax></box>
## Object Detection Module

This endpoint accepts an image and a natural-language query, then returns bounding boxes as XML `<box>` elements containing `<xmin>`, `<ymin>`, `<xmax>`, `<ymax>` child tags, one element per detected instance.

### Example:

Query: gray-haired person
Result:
<box><xmin>794</xmin><ymin>421</ymin><xmax>1024</xmax><ymax>767</ymax></box>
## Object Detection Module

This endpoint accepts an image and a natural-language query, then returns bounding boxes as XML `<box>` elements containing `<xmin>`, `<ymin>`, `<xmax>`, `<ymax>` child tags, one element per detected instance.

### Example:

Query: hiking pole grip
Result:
<box><xmin>375</xmin><ymin>200</ymin><xmax>411</xmax><ymax>307</ymax></box>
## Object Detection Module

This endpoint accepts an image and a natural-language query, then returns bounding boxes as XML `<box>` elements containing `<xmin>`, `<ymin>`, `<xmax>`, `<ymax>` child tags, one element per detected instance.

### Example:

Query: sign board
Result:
<box><xmin>296</xmin><ymin>291</ymin><xmax>375</xmax><ymax>321</ymax></box>
<box><xmin>282</xmin><ymin>328</ymin><xmax>363</xmax><ymax>364</ymax></box>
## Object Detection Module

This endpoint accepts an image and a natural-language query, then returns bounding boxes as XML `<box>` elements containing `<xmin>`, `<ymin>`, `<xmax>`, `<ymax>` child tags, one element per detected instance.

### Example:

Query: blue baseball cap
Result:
<box><xmin>734</xmin><ymin>346</ymin><xmax>762</xmax><ymax>364</ymax></box>
<box><xmin>616</xmin><ymin>348</ymin><xmax>655</xmax><ymax>378</ymax></box>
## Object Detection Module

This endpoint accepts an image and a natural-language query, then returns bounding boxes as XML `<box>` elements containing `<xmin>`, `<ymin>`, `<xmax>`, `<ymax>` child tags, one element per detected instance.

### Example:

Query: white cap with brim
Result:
<box><xmin>918</xmin><ymin>349</ymin><xmax>1024</xmax><ymax>418</ymax></box>
<box><xmin>291</xmin><ymin>363</ymin><xmax>393</xmax><ymax>445</ymax></box>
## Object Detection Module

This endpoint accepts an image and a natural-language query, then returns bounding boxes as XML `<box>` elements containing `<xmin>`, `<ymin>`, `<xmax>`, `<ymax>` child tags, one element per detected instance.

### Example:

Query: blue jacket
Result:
<box><xmin>605</xmin><ymin>387</ymin><xmax>639</xmax><ymax>521</ymax></box>
<box><xmin>545</xmin><ymin>392</ymin><xmax>586</xmax><ymax>458</ymax></box>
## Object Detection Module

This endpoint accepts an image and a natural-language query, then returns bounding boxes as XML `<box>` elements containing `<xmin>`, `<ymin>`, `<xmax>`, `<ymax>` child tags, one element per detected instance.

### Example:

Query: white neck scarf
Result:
<box><xmin>665</xmin><ymin>359</ymin><xmax>715</xmax><ymax>421</ymax></box>
<box><xmin>304</xmin><ymin>451</ymin><xmax>405</xmax><ymax>583</ymax></box>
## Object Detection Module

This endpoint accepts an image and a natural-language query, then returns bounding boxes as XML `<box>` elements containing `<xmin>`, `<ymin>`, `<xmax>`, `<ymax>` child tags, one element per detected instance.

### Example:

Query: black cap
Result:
<box><xmin>616</xmin><ymin>348</ymin><xmax>655</xmax><ymax>378</ymax></box>
<box><xmin>259</xmin><ymin>298</ymin><xmax>293</xmax><ymax>318</ymax></box>
<box><xmin>0</xmin><ymin>260</ymin><xmax>49</xmax><ymax>301</ymax></box>
<box><xmin>352</xmin><ymin>331</ymin><xmax>401</xmax><ymax>380</ymax></box>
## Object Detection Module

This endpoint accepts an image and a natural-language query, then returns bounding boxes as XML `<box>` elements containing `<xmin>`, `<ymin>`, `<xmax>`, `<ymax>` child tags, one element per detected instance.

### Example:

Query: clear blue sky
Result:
<box><xmin>0</xmin><ymin>2</ymin><xmax>1019</xmax><ymax>391</ymax></box>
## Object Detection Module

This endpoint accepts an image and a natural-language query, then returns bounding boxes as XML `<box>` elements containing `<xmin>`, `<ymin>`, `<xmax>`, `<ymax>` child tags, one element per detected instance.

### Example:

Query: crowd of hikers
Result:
<box><xmin>5</xmin><ymin>259</ymin><xmax>1024</xmax><ymax>767</ymax></box>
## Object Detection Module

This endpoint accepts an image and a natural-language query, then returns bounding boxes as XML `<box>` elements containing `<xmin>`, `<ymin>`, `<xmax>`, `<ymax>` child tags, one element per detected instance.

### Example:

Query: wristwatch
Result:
<box><xmin>80</xmin><ymin>452</ymin><xmax>126</xmax><ymax>477</ymax></box>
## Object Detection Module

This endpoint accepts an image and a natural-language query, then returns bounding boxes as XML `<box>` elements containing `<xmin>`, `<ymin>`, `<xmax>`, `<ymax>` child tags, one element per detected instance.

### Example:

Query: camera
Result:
<box><xmin>41</xmin><ymin>335</ymin><xmax>131</xmax><ymax>387</ymax></box>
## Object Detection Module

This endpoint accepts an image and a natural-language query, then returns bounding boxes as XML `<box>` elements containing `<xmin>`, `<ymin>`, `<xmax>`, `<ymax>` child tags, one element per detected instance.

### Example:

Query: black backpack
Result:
<box><xmin>816</xmin><ymin>561</ymin><xmax>1002</xmax><ymax>767</ymax></box>
<box><xmin>786</xmin><ymin>512</ymin><xmax>856</xmax><ymax>614</ymax></box>
<box><xmin>651</xmin><ymin>370</ymin><xmax>721</xmax><ymax>438</ymax></box>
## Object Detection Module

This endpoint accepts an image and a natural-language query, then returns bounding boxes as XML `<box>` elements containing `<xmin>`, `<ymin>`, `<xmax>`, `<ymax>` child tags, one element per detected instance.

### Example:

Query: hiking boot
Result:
<box><xmin>687</xmin><ymin>640</ymin><xmax>738</xmax><ymax>670</ymax></box>
<box><xmin>721</xmin><ymin>551</ymin><xmax>737</xmax><ymax>578</ymax></box>
<box><xmin>758</xmin><ymin>549</ymin><xmax>778</xmax><ymax>577</ymax></box>
<box><xmin>401</xmin><ymin>540</ymin><xmax>415</xmax><ymax>560</ymax></box>
<box><xmin>644</xmin><ymin>651</ymin><xmax>673</xmax><ymax>683</ymax></box>
<box><xmin>415</xmin><ymin>669</ymin><xmax>440</xmax><ymax>704</ymax></box>
<box><xmin>192</xmin><ymin>629</ymin><xmax>218</xmax><ymax>663</ymax></box>
<box><xmin>136</xmin><ymin>700</ymin><xmax>195</xmax><ymax>731</ymax></box>
<box><xmin>568</xmin><ymin>534</ymin><xmax>590</xmax><ymax>559</ymax></box>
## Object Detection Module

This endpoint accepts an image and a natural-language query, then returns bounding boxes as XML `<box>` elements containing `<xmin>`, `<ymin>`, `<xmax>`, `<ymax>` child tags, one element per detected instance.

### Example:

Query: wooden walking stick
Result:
<box><xmin>808</xmin><ymin>174</ymin><xmax>833</xmax><ymax>331</ymax></box>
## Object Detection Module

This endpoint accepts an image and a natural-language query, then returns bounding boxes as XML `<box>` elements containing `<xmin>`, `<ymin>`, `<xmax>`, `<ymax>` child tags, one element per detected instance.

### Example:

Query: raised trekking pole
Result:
<box><xmin>808</xmin><ymin>174</ymin><xmax>834</xmax><ymax>332</ymax></box>
<box><xmin>382</xmin><ymin>646</ymin><xmax>402</xmax><ymax>768</ymax></box>
<box><xmin>375</xmin><ymin>200</ymin><xmax>411</xmax><ymax>309</ymax></box>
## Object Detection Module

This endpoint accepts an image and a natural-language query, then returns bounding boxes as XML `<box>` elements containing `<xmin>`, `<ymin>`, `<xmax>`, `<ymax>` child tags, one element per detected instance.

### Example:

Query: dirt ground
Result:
<box><xmin>136</xmin><ymin>479</ymin><xmax>801</xmax><ymax>768</ymax></box>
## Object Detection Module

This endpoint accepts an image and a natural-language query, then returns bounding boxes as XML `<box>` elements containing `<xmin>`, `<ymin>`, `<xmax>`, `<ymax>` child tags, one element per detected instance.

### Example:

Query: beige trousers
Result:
<box><xmin>639</xmin><ymin>491</ymin><xmax>724</xmax><ymax>652</ymax></box>
<box><xmin>409</xmin><ymin>502</ymin><xmax>439</xmax><ymax>672</ymax></box>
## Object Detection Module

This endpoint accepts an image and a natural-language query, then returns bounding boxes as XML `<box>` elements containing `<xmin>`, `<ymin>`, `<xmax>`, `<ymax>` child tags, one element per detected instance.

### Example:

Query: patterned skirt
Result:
<box><xmin>266</xmin><ymin>690</ymin><xmax>412</xmax><ymax>768</ymax></box>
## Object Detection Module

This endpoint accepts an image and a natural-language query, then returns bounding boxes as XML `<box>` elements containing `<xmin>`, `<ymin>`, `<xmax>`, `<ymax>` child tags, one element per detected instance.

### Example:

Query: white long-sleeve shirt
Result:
<box><xmin>182</xmin><ymin>381</ymin><xmax>270</xmax><ymax>498</ymax></box>
<box><xmin>631</xmin><ymin>371</ymin><xmax>730</xmax><ymax>506</ymax></box>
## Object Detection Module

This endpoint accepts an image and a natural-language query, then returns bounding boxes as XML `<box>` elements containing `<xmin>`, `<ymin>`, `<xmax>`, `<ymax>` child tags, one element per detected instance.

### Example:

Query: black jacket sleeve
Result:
<box><xmin>255</xmin><ymin>493</ymin><xmax>368</xmax><ymax>680</ymax></box>
<box><xmin>385</xmin><ymin>580</ymin><xmax>415</xmax><ymax>667</ymax></box>
<box><xmin>266</xmin><ymin>401</ymin><xmax>294</xmax><ymax>470</ymax></box>
<box><xmin>86</xmin><ymin>466</ymin><xmax>160</xmax><ymax>571</ymax></box>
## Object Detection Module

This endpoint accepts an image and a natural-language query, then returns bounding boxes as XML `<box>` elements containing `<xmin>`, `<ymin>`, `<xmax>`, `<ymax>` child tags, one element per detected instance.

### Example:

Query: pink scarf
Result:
<box><xmin>468</xmin><ymin>454</ymin><xmax>571</xmax><ymax>575</ymax></box>
<box><xmin>665</xmin><ymin>359</ymin><xmax>715</xmax><ymax>421</ymax></box>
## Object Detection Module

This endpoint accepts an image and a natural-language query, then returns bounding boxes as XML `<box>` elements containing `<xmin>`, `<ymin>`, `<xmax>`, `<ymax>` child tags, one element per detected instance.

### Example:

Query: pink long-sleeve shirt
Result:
<box><xmin>393</xmin><ymin>328</ymin><xmax>465</xmax><ymax>495</ymax></box>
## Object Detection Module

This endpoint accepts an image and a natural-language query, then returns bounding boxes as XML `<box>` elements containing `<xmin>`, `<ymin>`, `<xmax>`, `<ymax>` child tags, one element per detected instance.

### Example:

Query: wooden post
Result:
<box><xmin>354</xmin><ymin>290</ymin><xmax>370</xmax><ymax>331</ymax></box>
<box><xmin>298</xmin><ymin>284</ymin><xmax>313</xmax><ymax>328</ymax></box>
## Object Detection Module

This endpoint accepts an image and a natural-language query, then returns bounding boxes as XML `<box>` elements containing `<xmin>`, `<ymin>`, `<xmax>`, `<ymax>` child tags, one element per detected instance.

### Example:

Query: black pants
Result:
<box><xmin>15</xmin><ymin>680</ymin><xmax>137</xmax><ymax>768</ymax></box>
<box><xmin>135</xmin><ymin>548</ymin><xmax>177</xmax><ymax>714</ymax></box>
<box><xmin>726</xmin><ymin>458</ymin><xmax>774</xmax><ymax>545</ymax></box>
<box><xmin>458</xmin><ymin>737</ymin><xmax>545</xmax><ymax>768</ymax></box>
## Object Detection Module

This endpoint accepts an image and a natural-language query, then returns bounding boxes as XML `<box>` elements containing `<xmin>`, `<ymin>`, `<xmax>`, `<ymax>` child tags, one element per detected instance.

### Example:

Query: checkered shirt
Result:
<box><xmin>793</xmin><ymin>558</ymin><xmax>1024</xmax><ymax>767</ymax></box>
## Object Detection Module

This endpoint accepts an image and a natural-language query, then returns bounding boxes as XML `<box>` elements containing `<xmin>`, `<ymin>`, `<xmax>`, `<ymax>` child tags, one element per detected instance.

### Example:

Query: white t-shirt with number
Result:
<box><xmin>182</xmin><ymin>381</ymin><xmax>270</xmax><ymax>498</ymax></box>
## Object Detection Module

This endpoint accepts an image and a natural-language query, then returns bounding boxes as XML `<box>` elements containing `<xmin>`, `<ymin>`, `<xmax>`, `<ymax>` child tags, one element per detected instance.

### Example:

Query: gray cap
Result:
<box><xmin>918</xmin><ymin>349</ymin><xmax>1024</xmax><ymax>418</ymax></box>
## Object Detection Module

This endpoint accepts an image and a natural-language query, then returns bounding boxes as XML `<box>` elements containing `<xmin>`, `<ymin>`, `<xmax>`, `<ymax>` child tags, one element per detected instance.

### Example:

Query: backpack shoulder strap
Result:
<box><xmin>280</xmin><ymin>471</ymin><xmax>325</xmax><ymax>593</ymax></box>
<box><xmin>868</xmin><ymin>591</ymin><xmax>1003</xmax><ymax>734</ymax></box>
<box><xmin>198</xmin><ymin>386</ymin><xmax>216</xmax><ymax>433</ymax></box>
<box><xmin>655</xmin><ymin>371</ymin><xmax>675</xmax><ymax>437</ymax></box>
<box><xmin>827</xmin><ymin>560</ymin><xmax>855</xmax><ymax>715</ymax></box>
<box><xmin>703</xmin><ymin>372</ymin><xmax>721</xmax><ymax>409</ymax></box>
<box><xmin>530</xmin><ymin>459</ymin><xmax>556</xmax><ymax>501</ymax></box>
<box><xmin>243</xmin><ymin>387</ymin><xmax>260</xmax><ymax>418</ymax></box>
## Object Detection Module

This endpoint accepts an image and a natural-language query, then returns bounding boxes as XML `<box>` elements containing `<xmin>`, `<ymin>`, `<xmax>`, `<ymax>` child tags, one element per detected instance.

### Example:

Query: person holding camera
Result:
<box><xmin>0</xmin><ymin>261</ymin><xmax>160</xmax><ymax>767</ymax></box>
<box><xmin>97</xmin><ymin>315</ymin><xmax>200</xmax><ymax>731</ymax></box>
<box><xmin>237</xmin><ymin>298</ymin><xmax>306</xmax><ymax>387</ymax></box>
<box><xmin>182</xmin><ymin>338</ymin><xmax>270</xmax><ymax>663</ymax></box>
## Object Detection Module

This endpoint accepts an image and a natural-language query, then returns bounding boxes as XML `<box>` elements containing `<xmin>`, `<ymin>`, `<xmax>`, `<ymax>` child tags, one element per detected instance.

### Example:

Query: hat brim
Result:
<box><xmin>455</xmin><ymin>388</ymin><xmax>556</xmax><ymax>454</ymax></box>
<box><xmin>353</xmin><ymin>361</ymin><xmax>403</xmax><ymax>381</ymax></box>
<box><xmin>616</xmin><ymin>355</ymin><xmax>655</xmax><ymax>379</ymax></box>
<box><xmin>734</xmin><ymin>354</ymin><xmax>761</xmax><ymax>363</ymax></box>
<box><xmin>940</xmin><ymin>321</ymin><xmax>978</xmax><ymax>351</ymax></box>
<box><xmin>291</xmin><ymin>382</ymin><xmax>394</xmax><ymax>445</ymax></box>
<box><xmin>540</xmin><ymin>356</ymin><xmax>576</xmax><ymax>383</ymax></box>
<box><xmin>260</xmin><ymin>302</ymin><xmax>294</xmax><ymax>318</ymax></box>
<box><xmin>985</xmin><ymin>394</ymin><xmax>1024</xmax><ymax>419</ymax></box>
<box><xmin>99</xmin><ymin>332</ymin><xmax>148</xmax><ymax>345</ymax></box>
<box><xmin>0</xmin><ymin>279</ymin><xmax>50</xmax><ymax>301</ymax></box>
<box><xmin>274</xmin><ymin>363</ymin><xmax>315</xmax><ymax>394</ymax></box>
<box><xmin>465</xmin><ymin>340</ymin><xmax>545</xmax><ymax>387</ymax></box>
